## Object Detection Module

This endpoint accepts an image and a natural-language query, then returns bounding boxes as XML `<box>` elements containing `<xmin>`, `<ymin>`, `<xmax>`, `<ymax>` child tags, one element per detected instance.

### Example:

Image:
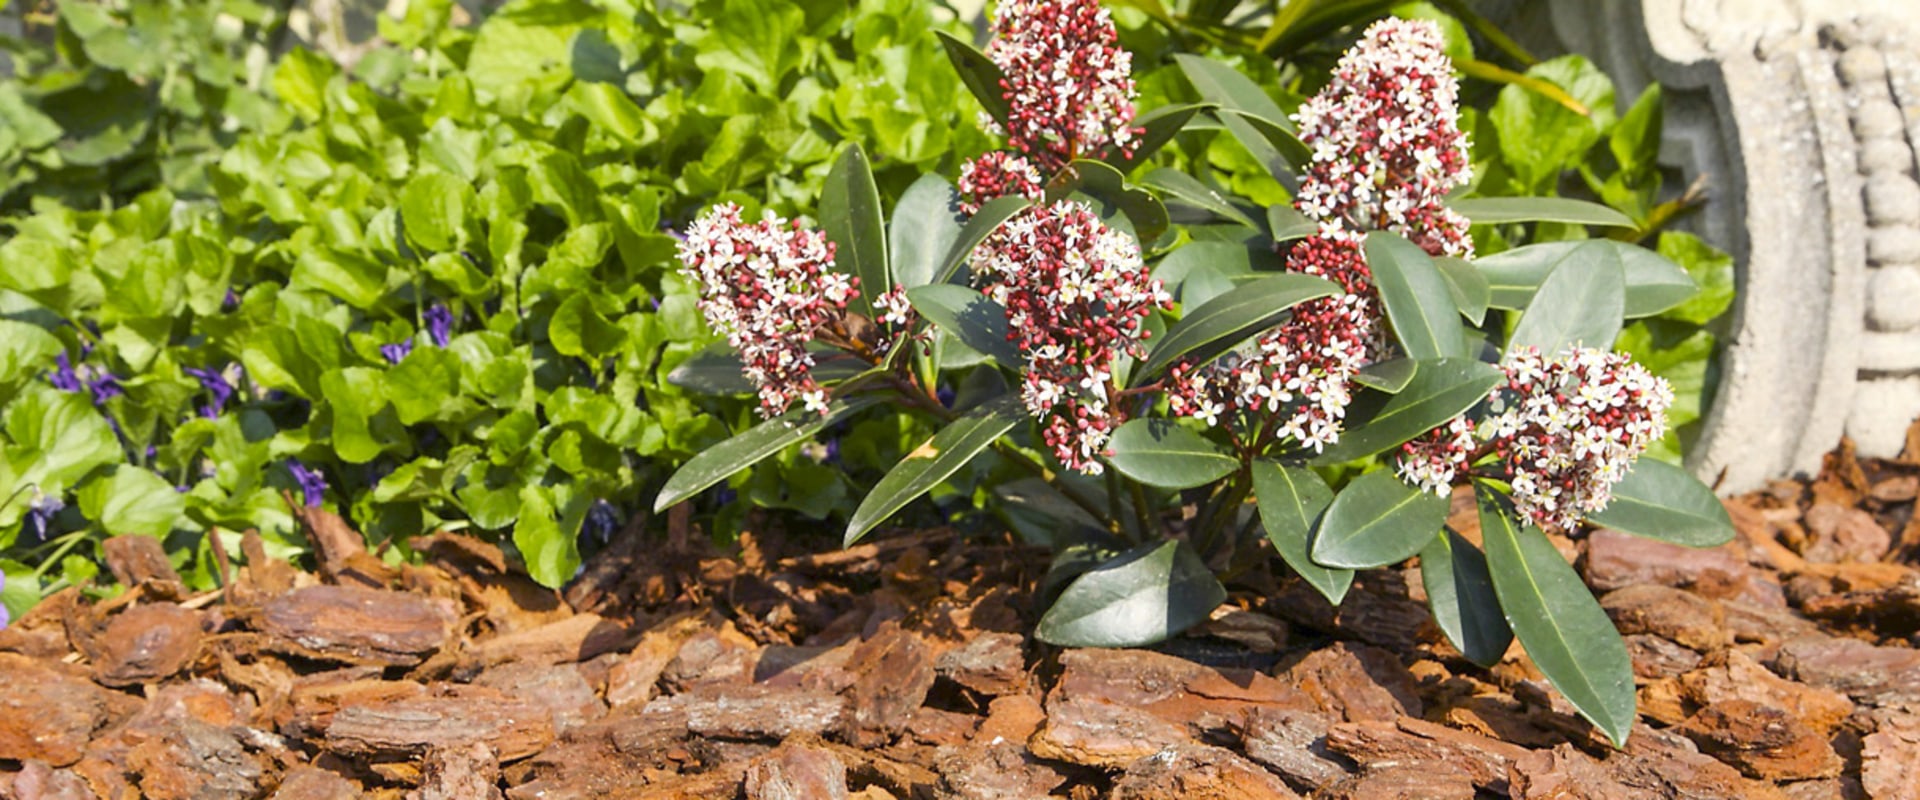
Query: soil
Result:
<box><xmin>6</xmin><ymin>424</ymin><xmax>1920</xmax><ymax>799</ymax></box>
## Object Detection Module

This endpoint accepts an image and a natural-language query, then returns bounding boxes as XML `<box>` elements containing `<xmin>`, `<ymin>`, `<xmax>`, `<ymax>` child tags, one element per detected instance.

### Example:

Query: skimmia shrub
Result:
<box><xmin>662</xmin><ymin>10</ymin><xmax>1734</xmax><ymax>748</ymax></box>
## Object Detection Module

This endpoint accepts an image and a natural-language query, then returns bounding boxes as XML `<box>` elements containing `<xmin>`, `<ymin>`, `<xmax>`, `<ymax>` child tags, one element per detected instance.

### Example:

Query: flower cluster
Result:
<box><xmin>982</xmin><ymin>0</ymin><xmax>1139</xmax><ymax>169</ymax></box>
<box><xmin>958</xmin><ymin>151</ymin><xmax>1046</xmax><ymax>215</ymax></box>
<box><xmin>1395</xmin><ymin>345</ymin><xmax>1673</xmax><ymax>531</ymax></box>
<box><xmin>676</xmin><ymin>204</ymin><xmax>860</xmax><ymax>417</ymax></box>
<box><xmin>969</xmin><ymin>200</ymin><xmax>1170</xmax><ymax>473</ymax></box>
<box><xmin>1292</xmin><ymin>18</ymin><xmax>1474</xmax><ymax>258</ymax></box>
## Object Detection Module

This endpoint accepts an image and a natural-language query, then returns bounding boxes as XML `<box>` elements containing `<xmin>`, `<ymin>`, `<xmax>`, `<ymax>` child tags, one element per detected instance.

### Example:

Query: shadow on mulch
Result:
<box><xmin>5</xmin><ymin>422</ymin><xmax>1920</xmax><ymax>799</ymax></box>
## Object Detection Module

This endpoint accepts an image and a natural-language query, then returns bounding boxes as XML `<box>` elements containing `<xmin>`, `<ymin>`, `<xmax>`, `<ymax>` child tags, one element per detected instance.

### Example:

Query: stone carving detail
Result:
<box><xmin>1500</xmin><ymin>0</ymin><xmax>1920</xmax><ymax>489</ymax></box>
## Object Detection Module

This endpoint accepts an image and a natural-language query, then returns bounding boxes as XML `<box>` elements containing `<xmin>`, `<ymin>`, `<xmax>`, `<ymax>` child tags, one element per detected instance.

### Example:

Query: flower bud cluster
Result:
<box><xmin>1166</xmin><ymin>232</ymin><xmax>1384</xmax><ymax>451</ymax></box>
<box><xmin>1395</xmin><ymin>345</ymin><xmax>1674</xmax><ymax>531</ymax></box>
<box><xmin>983</xmin><ymin>0</ymin><xmax>1139</xmax><ymax>169</ymax></box>
<box><xmin>677</xmin><ymin>203</ymin><xmax>856</xmax><ymax>418</ymax></box>
<box><xmin>969</xmin><ymin>200</ymin><xmax>1170</xmax><ymax>473</ymax></box>
<box><xmin>1292</xmin><ymin>18</ymin><xmax>1474</xmax><ymax>258</ymax></box>
<box><xmin>958</xmin><ymin>151</ymin><xmax>1046</xmax><ymax>215</ymax></box>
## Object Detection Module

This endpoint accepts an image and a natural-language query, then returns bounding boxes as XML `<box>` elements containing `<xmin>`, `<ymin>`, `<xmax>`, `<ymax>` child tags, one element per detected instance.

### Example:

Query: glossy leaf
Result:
<box><xmin>1507</xmin><ymin>240</ymin><xmax>1624</xmax><ymax>355</ymax></box>
<box><xmin>1315</xmin><ymin>358</ymin><xmax>1503</xmax><ymax>464</ymax></box>
<box><xmin>1045</xmin><ymin>159</ymin><xmax>1169</xmax><ymax>243</ymax></box>
<box><xmin>846</xmin><ymin>399</ymin><xmax>1022</xmax><ymax>546</ymax></box>
<box><xmin>667</xmin><ymin>345</ymin><xmax>868</xmax><ymax>396</ymax></box>
<box><xmin>1252</xmin><ymin>460</ymin><xmax>1352</xmax><ymax>604</ymax></box>
<box><xmin>1420</xmin><ymin>528</ymin><xmax>1512</xmax><ymax>666</ymax></box>
<box><xmin>1479</xmin><ymin>486</ymin><xmax>1636</xmax><ymax>748</ymax></box>
<box><xmin>653</xmin><ymin>396</ymin><xmax>882</xmax><ymax>512</ymax></box>
<box><xmin>76</xmin><ymin>465</ymin><xmax>185</xmax><ymax>537</ymax></box>
<box><xmin>1353</xmin><ymin>358</ymin><xmax>1418</xmax><ymax>394</ymax></box>
<box><xmin>1173</xmin><ymin>54</ymin><xmax>1292</xmax><ymax>126</ymax></box>
<box><xmin>1366</xmin><ymin>232</ymin><xmax>1466</xmax><ymax>360</ymax></box>
<box><xmin>1036</xmin><ymin>539</ymin><xmax>1227</xmax><ymax>647</ymax></box>
<box><xmin>1107</xmin><ymin>103</ymin><xmax>1208</xmax><ymax>168</ymax></box>
<box><xmin>1134</xmin><ymin>274</ymin><xmax>1338</xmax><ymax>384</ymax></box>
<box><xmin>889</xmin><ymin>174</ymin><xmax>966</xmax><ymax>290</ymax></box>
<box><xmin>935</xmin><ymin>30</ymin><xmax>1010</xmax><ymax>125</ymax></box>
<box><xmin>1139</xmin><ymin>168</ymin><xmax>1257</xmax><ymax>228</ymax></box>
<box><xmin>1435</xmin><ymin>256</ymin><xmax>1491</xmax><ymax>325</ymax></box>
<box><xmin>1105</xmin><ymin>418</ymin><xmax>1238</xmax><ymax>490</ymax></box>
<box><xmin>1478</xmin><ymin>241</ymin><xmax>1696</xmax><ymax>318</ymax></box>
<box><xmin>1268</xmin><ymin>205</ymin><xmax>1318</xmax><ymax>243</ymax></box>
<box><xmin>906</xmin><ymin>284</ymin><xmax>1022</xmax><ymax>371</ymax></box>
<box><xmin>1586</xmin><ymin>458</ymin><xmax>1735</xmax><ymax>547</ymax></box>
<box><xmin>820</xmin><ymin>144</ymin><xmax>889</xmax><ymax>318</ymax></box>
<box><xmin>1450</xmin><ymin>196</ymin><xmax>1634</xmax><ymax>228</ymax></box>
<box><xmin>935</xmin><ymin>195</ymin><xmax>1030</xmax><ymax>285</ymax></box>
<box><xmin>1311</xmin><ymin>468</ymin><xmax>1449</xmax><ymax>569</ymax></box>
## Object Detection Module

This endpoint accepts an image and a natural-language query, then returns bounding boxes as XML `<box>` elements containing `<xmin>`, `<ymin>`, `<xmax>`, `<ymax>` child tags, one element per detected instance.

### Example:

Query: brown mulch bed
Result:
<box><xmin>7</xmin><ymin>427</ymin><xmax>1920</xmax><ymax>799</ymax></box>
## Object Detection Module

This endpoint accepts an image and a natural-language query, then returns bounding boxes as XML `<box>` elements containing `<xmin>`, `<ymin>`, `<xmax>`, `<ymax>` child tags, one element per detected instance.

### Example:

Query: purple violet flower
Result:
<box><xmin>287</xmin><ymin>460</ymin><xmax>327</xmax><ymax>508</ymax></box>
<box><xmin>48</xmin><ymin>353</ymin><xmax>82</xmax><ymax>392</ymax></box>
<box><xmin>381</xmin><ymin>339</ymin><xmax>414</xmax><ymax>364</ymax></box>
<box><xmin>424</xmin><ymin>304</ymin><xmax>454</xmax><ymax>348</ymax></box>
<box><xmin>86</xmin><ymin>370</ymin><xmax>123</xmax><ymax>405</ymax></box>
<box><xmin>0</xmin><ymin>571</ymin><xmax>8</xmax><ymax>630</ymax></box>
<box><xmin>184</xmin><ymin>366</ymin><xmax>236</xmax><ymax>419</ymax></box>
<box><xmin>582</xmin><ymin>499</ymin><xmax>622</xmax><ymax>544</ymax></box>
<box><xmin>223</xmin><ymin>288</ymin><xmax>241</xmax><ymax>311</ymax></box>
<box><xmin>24</xmin><ymin>491</ymin><xmax>63</xmax><ymax>542</ymax></box>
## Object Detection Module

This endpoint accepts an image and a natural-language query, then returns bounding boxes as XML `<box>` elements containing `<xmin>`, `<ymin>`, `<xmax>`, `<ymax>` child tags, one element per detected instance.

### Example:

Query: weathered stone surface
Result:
<box><xmin>1277</xmin><ymin>642</ymin><xmax>1423</xmax><ymax>723</ymax></box>
<box><xmin>1771</xmin><ymin>635</ymin><xmax>1920</xmax><ymax>706</ymax></box>
<box><xmin>270</xmin><ymin>767</ymin><xmax>361</xmax><ymax>800</ymax></box>
<box><xmin>1602</xmin><ymin>585</ymin><xmax>1730</xmax><ymax>652</ymax></box>
<box><xmin>843</xmin><ymin>624</ymin><xmax>938</xmax><ymax>747</ymax></box>
<box><xmin>91</xmin><ymin>603</ymin><xmax>203</xmax><ymax>687</ymax></box>
<box><xmin>931</xmin><ymin>742</ymin><xmax>1066</xmax><ymax>800</ymax></box>
<box><xmin>0</xmin><ymin>654</ymin><xmax>126</xmax><ymax>766</ymax></box>
<box><xmin>1027</xmin><ymin>694</ymin><xmax>1189</xmax><ymax>768</ymax></box>
<box><xmin>644</xmin><ymin>684</ymin><xmax>848</xmax><ymax>741</ymax></box>
<box><xmin>1325</xmin><ymin>718</ymin><xmax>1529</xmax><ymax>792</ymax></box>
<box><xmin>746</xmin><ymin>743</ymin><xmax>850</xmax><ymax>800</ymax></box>
<box><xmin>1508</xmin><ymin>745</ymin><xmax>1633</xmax><ymax>800</ymax></box>
<box><xmin>933</xmin><ymin>632</ymin><xmax>1026</xmax><ymax>696</ymax></box>
<box><xmin>1236</xmin><ymin>706</ymin><xmax>1346</xmax><ymax>789</ymax></box>
<box><xmin>324</xmin><ymin>684</ymin><xmax>554</xmax><ymax>761</ymax></box>
<box><xmin>1675</xmin><ymin>700</ymin><xmax>1842</xmax><ymax>781</ymax></box>
<box><xmin>261</xmin><ymin>585</ymin><xmax>455</xmax><ymax>666</ymax></box>
<box><xmin>407</xmin><ymin>743</ymin><xmax>503</xmax><ymax>800</ymax></box>
<box><xmin>1109</xmin><ymin>742</ymin><xmax>1301</xmax><ymax>800</ymax></box>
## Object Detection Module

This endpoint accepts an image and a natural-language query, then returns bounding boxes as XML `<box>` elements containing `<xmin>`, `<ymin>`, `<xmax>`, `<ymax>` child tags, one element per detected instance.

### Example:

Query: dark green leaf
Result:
<box><xmin>1508</xmin><ymin>240</ymin><xmax>1624</xmax><ymax>355</ymax></box>
<box><xmin>1586</xmin><ymin>458</ymin><xmax>1734</xmax><ymax>547</ymax></box>
<box><xmin>550</xmin><ymin>294</ymin><xmax>626</xmax><ymax>359</ymax></box>
<box><xmin>1654</xmin><ymin>232</ymin><xmax>1734</xmax><ymax>325</ymax></box>
<box><xmin>1173</xmin><ymin>54</ymin><xmax>1291</xmax><ymax>127</ymax></box>
<box><xmin>1139</xmin><ymin>168</ymin><xmax>1256</xmax><ymax>228</ymax></box>
<box><xmin>1420</xmin><ymin>528</ymin><xmax>1512</xmax><ymax>666</ymax></box>
<box><xmin>936</xmin><ymin>195</ymin><xmax>1030</xmax><ymax>285</ymax></box>
<box><xmin>1035</xmin><ymin>539</ymin><xmax>1227</xmax><ymax>647</ymax></box>
<box><xmin>1134</xmin><ymin>274</ymin><xmax>1338</xmax><ymax>384</ymax></box>
<box><xmin>653</xmin><ymin>396</ymin><xmax>882</xmax><ymax>512</ymax></box>
<box><xmin>907</xmin><ymin>284</ymin><xmax>1022</xmax><ymax>371</ymax></box>
<box><xmin>1315</xmin><ymin>358</ymin><xmax>1503</xmax><ymax>463</ymax></box>
<box><xmin>1478</xmin><ymin>241</ymin><xmax>1696</xmax><ymax>319</ymax></box>
<box><xmin>1045</xmin><ymin>160</ymin><xmax>1168</xmax><ymax>243</ymax></box>
<box><xmin>1434</xmin><ymin>257</ymin><xmax>1491</xmax><ymax>325</ymax></box>
<box><xmin>821</xmin><ymin>144</ymin><xmax>890</xmax><ymax>318</ymax></box>
<box><xmin>889</xmin><ymin>174</ymin><xmax>965</xmax><ymax>290</ymax></box>
<box><xmin>1268</xmin><ymin>205</ymin><xmax>1318</xmax><ymax>243</ymax></box>
<box><xmin>1353</xmin><ymin>358</ymin><xmax>1418</xmax><ymax>394</ymax></box>
<box><xmin>1108</xmin><ymin>103</ymin><xmax>1209</xmax><ymax>168</ymax></box>
<box><xmin>846</xmin><ymin>399</ymin><xmax>1022</xmax><ymax>545</ymax></box>
<box><xmin>1310</xmin><ymin>468</ymin><xmax>1449</xmax><ymax>569</ymax></box>
<box><xmin>667</xmin><ymin>345</ymin><xmax>867</xmax><ymax>396</ymax></box>
<box><xmin>1366</xmin><ymin>232</ymin><xmax>1467</xmax><ymax>360</ymax></box>
<box><xmin>935</xmin><ymin>30</ymin><xmax>1011</xmax><ymax>125</ymax></box>
<box><xmin>1479</xmin><ymin>485</ymin><xmax>1636</xmax><ymax>748</ymax></box>
<box><xmin>1450</xmin><ymin>197</ymin><xmax>1634</xmax><ymax>228</ymax></box>
<box><xmin>1105</xmin><ymin>419</ymin><xmax>1237</xmax><ymax>490</ymax></box>
<box><xmin>1252</xmin><ymin>460</ymin><xmax>1352</xmax><ymax>604</ymax></box>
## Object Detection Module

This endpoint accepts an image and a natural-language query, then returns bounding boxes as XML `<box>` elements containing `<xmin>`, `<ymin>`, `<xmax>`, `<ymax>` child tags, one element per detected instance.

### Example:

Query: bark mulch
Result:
<box><xmin>7</xmin><ymin>424</ymin><xmax>1920</xmax><ymax>799</ymax></box>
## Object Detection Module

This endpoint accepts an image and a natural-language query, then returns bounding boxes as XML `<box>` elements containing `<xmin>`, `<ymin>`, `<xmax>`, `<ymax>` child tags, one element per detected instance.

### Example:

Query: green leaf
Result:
<box><xmin>667</xmin><ymin>345</ymin><xmax>866</xmax><ymax>396</ymax></box>
<box><xmin>820</xmin><ymin>144</ymin><xmax>890</xmax><ymax>318</ymax></box>
<box><xmin>935</xmin><ymin>30</ymin><xmax>1011</xmax><ymax>125</ymax></box>
<box><xmin>1449</xmin><ymin>197</ymin><xmax>1634</xmax><ymax>228</ymax></box>
<box><xmin>1044</xmin><ymin>160</ymin><xmax>1169</xmax><ymax>243</ymax></box>
<box><xmin>320</xmin><ymin>368</ymin><xmax>389</xmax><ymax>464</ymax></box>
<box><xmin>1434</xmin><ymin>257</ymin><xmax>1491</xmax><ymax>325</ymax></box>
<box><xmin>653</xmin><ymin>396</ymin><xmax>881</xmax><ymax>512</ymax></box>
<box><xmin>1268</xmin><ymin>205</ymin><xmax>1318</xmax><ymax>243</ymax></box>
<box><xmin>906</xmin><ymin>284</ymin><xmax>1022</xmax><ymax>371</ymax></box>
<box><xmin>1139</xmin><ymin>168</ymin><xmax>1256</xmax><ymax>228</ymax></box>
<box><xmin>400</xmin><ymin>172</ymin><xmax>473</xmax><ymax>253</ymax></box>
<box><xmin>1366</xmin><ymin>232</ymin><xmax>1466</xmax><ymax>360</ymax></box>
<box><xmin>386</xmin><ymin>347</ymin><xmax>464</xmax><ymax>425</ymax></box>
<box><xmin>567</xmin><ymin>82</ymin><xmax>646</xmax><ymax>145</ymax></box>
<box><xmin>4</xmin><ymin>387</ymin><xmax>120</xmax><ymax>508</ymax></box>
<box><xmin>1035</xmin><ymin>539</ymin><xmax>1227</xmax><ymax>647</ymax></box>
<box><xmin>1151</xmin><ymin>241</ymin><xmax>1276</xmax><ymax>309</ymax></box>
<box><xmin>1654</xmin><ymin>232</ymin><xmax>1734</xmax><ymax>325</ymax></box>
<box><xmin>1479</xmin><ymin>485</ymin><xmax>1636</xmax><ymax>748</ymax></box>
<box><xmin>845</xmin><ymin>399</ymin><xmax>1022</xmax><ymax>546</ymax></box>
<box><xmin>0</xmin><ymin>320</ymin><xmax>61</xmax><ymax>391</ymax></box>
<box><xmin>271</xmin><ymin>47</ymin><xmax>337</xmax><ymax>122</ymax></box>
<box><xmin>1489</xmin><ymin>55</ymin><xmax>1615</xmax><ymax>192</ymax></box>
<box><xmin>1353</xmin><ymin>357</ymin><xmax>1418</xmax><ymax>394</ymax></box>
<box><xmin>936</xmin><ymin>195</ymin><xmax>1030</xmax><ymax>285</ymax></box>
<box><xmin>1108</xmin><ymin>103</ymin><xmax>1209</xmax><ymax>168</ymax></box>
<box><xmin>1478</xmin><ymin>241</ymin><xmax>1695</xmax><ymax>319</ymax></box>
<box><xmin>1134</xmin><ymin>274</ymin><xmax>1338</xmax><ymax>384</ymax></box>
<box><xmin>1315</xmin><ymin>358</ymin><xmax>1503</xmax><ymax>463</ymax></box>
<box><xmin>1611</xmin><ymin>84</ymin><xmax>1664</xmax><ymax>177</ymax></box>
<box><xmin>1311</xmin><ymin>468</ymin><xmax>1448</xmax><ymax>569</ymax></box>
<box><xmin>1252</xmin><ymin>460</ymin><xmax>1352</xmax><ymax>604</ymax></box>
<box><xmin>1586</xmin><ymin>458</ymin><xmax>1734</xmax><ymax>547</ymax></box>
<box><xmin>1508</xmin><ymin>240</ymin><xmax>1624</xmax><ymax>355</ymax></box>
<box><xmin>77</xmin><ymin>466</ymin><xmax>184</xmax><ymax>537</ymax></box>
<box><xmin>2</xmin><ymin>561</ymin><xmax>41</xmax><ymax>628</ymax></box>
<box><xmin>688</xmin><ymin>0</ymin><xmax>804</xmax><ymax>93</ymax></box>
<box><xmin>515</xmin><ymin>486</ymin><xmax>580</xmax><ymax>589</ymax></box>
<box><xmin>1105</xmin><ymin>419</ymin><xmax>1238</xmax><ymax>490</ymax></box>
<box><xmin>1173</xmin><ymin>54</ymin><xmax>1291</xmax><ymax>129</ymax></box>
<box><xmin>889</xmin><ymin>174</ymin><xmax>965</xmax><ymax>290</ymax></box>
<box><xmin>1419</xmin><ymin>528</ymin><xmax>1513</xmax><ymax>666</ymax></box>
<box><xmin>549</xmin><ymin>294</ymin><xmax>626</xmax><ymax>359</ymax></box>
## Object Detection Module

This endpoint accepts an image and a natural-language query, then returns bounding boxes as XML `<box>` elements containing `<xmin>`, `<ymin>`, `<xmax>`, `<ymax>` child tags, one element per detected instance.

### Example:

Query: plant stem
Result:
<box><xmin>1128</xmin><ymin>478</ymin><xmax>1154</xmax><ymax>542</ymax></box>
<box><xmin>31</xmin><ymin>531</ymin><xmax>92</xmax><ymax>580</ymax></box>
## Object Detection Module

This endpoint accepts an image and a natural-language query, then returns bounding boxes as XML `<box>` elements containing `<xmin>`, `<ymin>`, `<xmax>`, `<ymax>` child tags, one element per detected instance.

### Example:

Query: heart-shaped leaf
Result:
<box><xmin>1036</xmin><ymin>539</ymin><xmax>1227</xmax><ymax>647</ymax></box>
<box><xmin>1252</xmin><ymin>460</ymin><xmax>1352</xmax><ymax>604</ymax></box>
<box><xmin>1133</xmin><ymin>273</ymin><xmax>1338</xmax><ymax>384</ymax></box>
<box><xmin>653</xmin><ymin>396</ymin><xmax>882</xmax><ymax>512</ymax></box>
<box><xmin>1585</xmin><ymin>458</ymin><xmax>1734</xmax><ymax>547</ymax></box>
<box><xmin>1420</xmin><ymin>527</ymin><xmax>1512</xmax><ymax>666</ymax></box>
<box><xmin>1310</xmin><ymin>468</ymin><xmax>1448</xmax><ymax>569</ymax></box>
<box><xmin>1105</xmin><ymin>418</ymin><xmax>1238</xmax><ymax>490</ymax></box>
<box><xmin>846</xmin><ymin>399</ymin><xmax>1023</xmax><ymax>546</ymax></box>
